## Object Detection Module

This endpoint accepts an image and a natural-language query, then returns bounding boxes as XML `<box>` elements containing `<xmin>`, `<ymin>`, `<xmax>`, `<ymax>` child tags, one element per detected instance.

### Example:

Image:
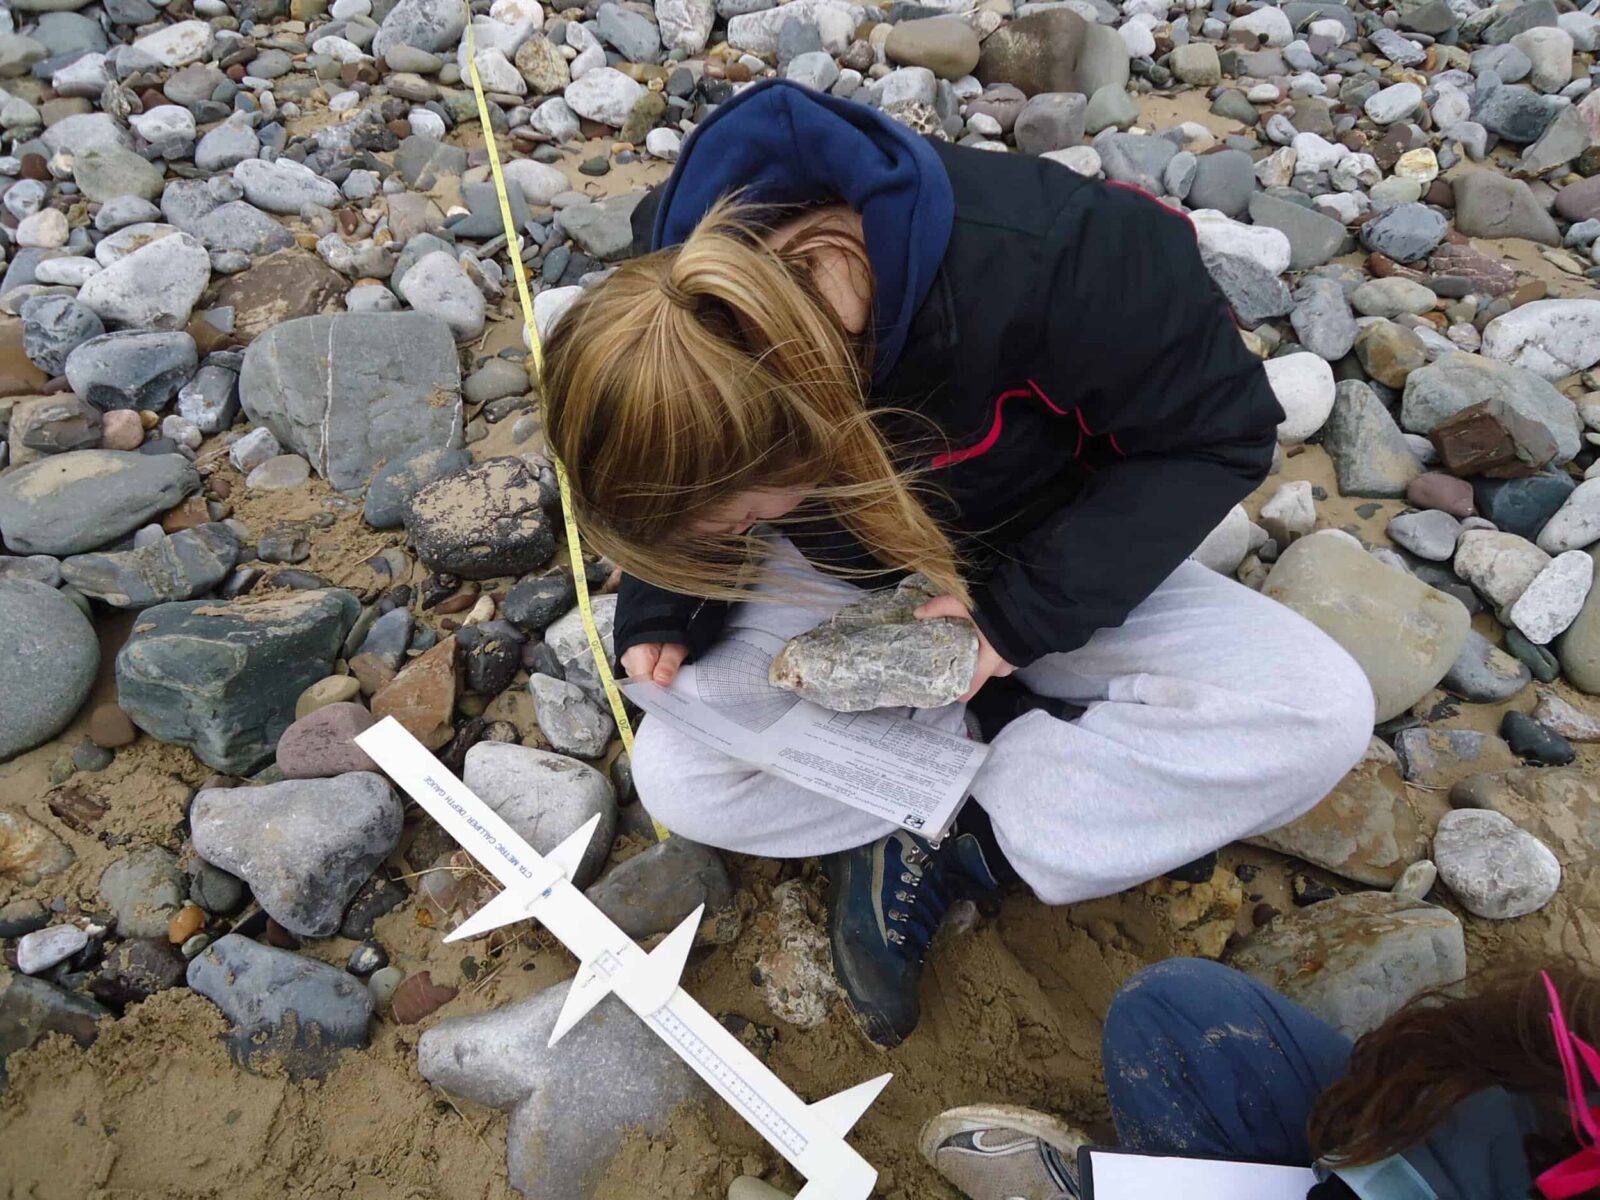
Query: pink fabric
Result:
<box><xmin>1537</xmin><ymin>970</ymin><xmax>1600</xmax><ymax>1199</ymax></box>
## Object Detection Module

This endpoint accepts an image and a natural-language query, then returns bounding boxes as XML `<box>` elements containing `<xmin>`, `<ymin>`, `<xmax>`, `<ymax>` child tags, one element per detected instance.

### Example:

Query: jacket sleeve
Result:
<box><xmin>970</xmin><ymin>183</ymin><xmax>1284</xmax><ymax>668</ymax></box>
<box><xmin>614</xmin><ymin>573</ymin><xmax>703</xmax><ymax>660</ymax></box>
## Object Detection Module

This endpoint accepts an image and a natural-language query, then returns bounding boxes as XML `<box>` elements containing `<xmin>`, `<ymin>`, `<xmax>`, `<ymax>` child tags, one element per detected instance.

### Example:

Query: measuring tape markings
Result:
<box><xmin>458</xmin><ymin>6</ymin><xmax>664</xmax><ymax>839</ymax></box>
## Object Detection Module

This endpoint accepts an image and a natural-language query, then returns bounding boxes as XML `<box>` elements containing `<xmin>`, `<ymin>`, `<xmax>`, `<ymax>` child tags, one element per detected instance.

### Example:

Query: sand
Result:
<box><xmin>6</xmin><ymin>108</ymin><xmax>1600</xmax><ymax>1200</ymax></box>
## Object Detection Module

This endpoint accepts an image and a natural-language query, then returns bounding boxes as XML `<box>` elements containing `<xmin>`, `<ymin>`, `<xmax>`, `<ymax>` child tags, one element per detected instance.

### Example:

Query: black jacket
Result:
<box><xmin>614</xmin><ymin>141</ymin><xmax>1283</xmax><ymax>669</ymax></box>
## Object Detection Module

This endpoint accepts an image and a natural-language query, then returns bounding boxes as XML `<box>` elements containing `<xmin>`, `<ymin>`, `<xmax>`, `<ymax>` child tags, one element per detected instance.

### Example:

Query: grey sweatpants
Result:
<box><xmin>631</xmin><ymin>551</ymin><xmax>1375</xmax><ymax>905</ymax></box>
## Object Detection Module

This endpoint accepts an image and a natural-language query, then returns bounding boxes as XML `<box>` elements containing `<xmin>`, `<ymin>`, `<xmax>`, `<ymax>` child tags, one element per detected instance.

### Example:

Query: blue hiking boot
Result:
<box><xmin>822</xmin><ymin>828</ymin><xmax>1003</xmax><ymax>1047</ymax></box>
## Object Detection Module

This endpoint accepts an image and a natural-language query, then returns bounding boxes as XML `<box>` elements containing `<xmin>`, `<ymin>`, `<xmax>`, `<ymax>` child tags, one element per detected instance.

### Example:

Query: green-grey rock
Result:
<box><xmin>60</xmin><ymin>523</ymin><xmax>239</xmax><ymax>608</ymax></box>
<box><xmin>0</xmin><ymin>449</ymin><xmax>199</xmax><ymax>556</ymax></box>
<box><xmin>115</xmin><ymin>588</ymin><xmax>360</xmax><ymax>773</ymax></box>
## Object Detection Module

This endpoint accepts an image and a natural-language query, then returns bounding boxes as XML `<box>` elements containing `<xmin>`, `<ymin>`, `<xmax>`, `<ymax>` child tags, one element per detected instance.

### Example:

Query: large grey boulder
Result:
<box><xmin>116</xmin><ymin>589</ymin><xmax>359</xmax><ymax>774</ymax></box>
<box><xmin>1228</xmin><ymin>892</ymin><xmax>1466</xmax><ymax>1039</ymax></box>
<box><xmin>187</xmin><ymin>934</ymin><xmax>373</xmax><ymax>1079</ymax></box>
<box><xmin>238</xmin><ymin>313</ymin><xmax>463</xmax><ymax>491</ymax></box>
<box><xmin>373</xmin><ymin>0</ymin><xmax>466</xmax><ymax>57</ymax></box>
<box><xmin>462</xmin><ymin>742</ymin><xmax>617</xmax><ymax>888</ymax></box>
<box><xmin>1264</xmin><ymin>531</ymin><xmax>1469</xmax><ymax>721</ymax></box>
<box><xmin>418</xmin><ymin>983</ymin><xmax>706</xmax><ymax>1198</ymax></box>
<box><xmin>1433</xmin><ymin>807</ymin><xmax>1561</xmax><ymax>919</ymax></box>
<box><xmin>0</xmin><ymin>450</ymin><xmax>198</xmax><ymax>556</ymax></box>
<box><xmin>191</xmin><ymin>773</ymin><xmax>404</xmax><ymax>937</ymax></box>
<box><xmin>770</xmin><ymin>575</ymin><xmax>979</xmax><ymax>711</ymax></box>
<box><xmin>1401</xmin><ymin>353</ymin><xmax>1583</xmax><ymax>464</ymax></box>
<box><xmin>0</xmin><ymin>578</ymin><xmax>98</xmax><ymax>762</ymax></box>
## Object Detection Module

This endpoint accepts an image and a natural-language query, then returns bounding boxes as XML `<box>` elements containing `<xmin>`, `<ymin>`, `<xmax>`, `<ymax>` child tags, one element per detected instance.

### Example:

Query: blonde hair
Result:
<box><xmin>542</xmin><ymin>200</ymin><xmax>971</xmax><ymax>607</ymax></box>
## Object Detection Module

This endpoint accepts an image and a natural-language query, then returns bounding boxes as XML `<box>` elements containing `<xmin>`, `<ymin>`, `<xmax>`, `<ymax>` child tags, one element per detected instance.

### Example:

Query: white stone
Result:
<box><xmin>399</xmin><ymin>252</ymin><xmax>486</xmax><ymax>340</ymax></box>
<box><xmin>1291</xmin><ymin>131</ymin><xmax>1350</xmax><ymax>174</ymax></box>
<box><xmin>502</xmin><ymin>159</ymin><xmax>569</xmax><ymax>206</ymax></box>
<box><xmin>1308</xmin><ymin>16</ymin><xmax>1347</xmax><ymax>41</ymax></box>
<box><xmin>877</xmin><ymin>65</ymin><xmax>937</xmax><ymax>108</ymax></box>
<box><xmin>1119</xmin><ymin>21</ymin><xmax>1156</xmax><ymax>56</ymax></box>
<box><xmin>473</xmin><ymin>47</ymin><xmax>526</xmax><ymax>95</ymax></box>
<box><xmin>1482</xmin><ymin>299</ymin><xmax>1600</xmax><ymax>381</ymax></box>
<box><xmin>533</xmin><ymin>285</ymin><xmax>583</xmax><ymax>341</ymax></box>
<box><xmin>130</xmin><ymin>105</ymin><xmax>196</xmax><ymax>145</ymax></box>
<box><xmin>726</xmin><ymin>0</ymin><xmax>861</xmax><ymax>54</ymax></box>
<box><xmin>645</xmin><ymin>127</ymin><xmax>682</xmax><ymax>160</ymax></box>
<box><xmin>51</xmin><ymin>53</ymin><xmax>112</xmax><ymax>99</ymax></box>
<box><xmin>1453</xmin><ymin>529</ymin><xmax>1552</xmax><ymax>608</ymax></box>
<box><xmin>312</xmin><ymin>35</ymin><xmax>369</xmax><ymax>62</ymax></box>
<box><xmin>1041</xmin><ymin>145</ymin><xmax>1103</xmax><ymax>176</ymax></box>
<box><xmin>94</xmin><ymin>223</ymin><xmax>181</xmax><ymax>267</ymax></box>
<box><xmin>1191</xmin><ymin>209</ymin><xmax>1293</xmax><ymax>276</ymax></box>
<box><xmin>1539</xmin><ymin>479</ymin><xmax>1600</xmax><ymax>553</ymax></box>
<box><xmin>1434</xmin><ymin>808</ymin><xmax>1561</xmax><ymax>920</ymax></box>
<box><xmin>15</xmin><ymin>925</ymin><xmax>89</xmax><ymax>975</ymax></box>
<box><xmin>657</xmin><ymin>0</ymin><xmax>716</xmax><ymax>53</ymax></box>
<box><xmin>15</xmin><ymin>208</ymin><xmax>67</xmax><ymax>249</ymax></box>
<box><xmin>33</xmin><ymin>256</ymin><xmax>100</xmax><ymax>286</ymax></box>
<box><xmin>332</xmin><ymin>0</ymin><xmax>372</xmax><ymax>17</ymax></box>
<box><xmin>563</xmin><ymin>67</ymin><xmax>645</xmax><ymax>126</ymax></box>
<box><xmin>132</xmin><ymin>19</ymin><xmax>213</xmax><ymax>67</ymax></box>
<box><xmin>1192</xmin><ymin>503</ymin><xmax>1251</xmax><ymax>574</ymax></box>
<box><xmin>1266</xmin><ymin>352</ymin><xmax>1337</xmax><ymax>443</ymax></box>
<box><xmin>77</xmin><ymin>232</ymin><xmax>211</xmax><ymax>331</ymax></box>
<box><xmin>1231</xmin><ymin>4</ymin><xmax>1293</xmax><ymax>45</ymax></box>
<box><xmin>407</xmin><ymin>106</ymin><xmax>447</xmax><ymax>139</ymax></box>
<box><xmin>1364</xmin><ymin>81</ymin><xmax>1423</xmax><ymax>124</ymax></box>
<box><xmin>530</xmin><ymin>96</ymin><xmax>580</xmax><ymax>141</ymax></box>
<box><xmin>1510</xmin><ymin>549</ymin><xmax>1595</xmax><ymax>643</ymax></box>
<box><xmin>1511</xmin><ymin>25</ymin><xmax>1575</xmax><ymax>93</ymax></box>
<box><xmin>1260</xmin><ymin>480</ymin><xmax>1318</xmax><ymax>544</ymax></box>
<box><xmin>1331</xmin><ymin>152</ymin><xmax>1380</xmax><ymax>192</ymax></box>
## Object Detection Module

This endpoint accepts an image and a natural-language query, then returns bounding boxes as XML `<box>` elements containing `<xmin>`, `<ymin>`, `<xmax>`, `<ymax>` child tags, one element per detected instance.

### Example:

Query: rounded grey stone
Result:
<box><xmin>0</xmin><ymin>577</ymin><xmax>98</xmax><ymax>761</ymax></box>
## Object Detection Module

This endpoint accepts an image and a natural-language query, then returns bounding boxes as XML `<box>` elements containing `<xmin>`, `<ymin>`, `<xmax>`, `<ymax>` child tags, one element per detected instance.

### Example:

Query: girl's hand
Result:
<box><xmin>622</xmin><ymin>642</ymin><xmax>689</xmax><ymax>687</ymax></box>
<box><xmin>914</xmin><ymin>596</ymin><xmax>1016</xmax><ymax>703</ymax></box>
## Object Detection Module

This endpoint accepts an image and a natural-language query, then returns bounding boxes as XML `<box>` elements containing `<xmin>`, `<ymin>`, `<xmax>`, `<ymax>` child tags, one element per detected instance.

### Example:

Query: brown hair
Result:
<box><xmin>541</xmin><ymin>199</ymin><xmax>971</xmax><ymax>607</ymax></box>
<box><xmin>1309</xmin><ymin>962</ymin><xmax>1598</xmax><ymax>1174</ymax></box>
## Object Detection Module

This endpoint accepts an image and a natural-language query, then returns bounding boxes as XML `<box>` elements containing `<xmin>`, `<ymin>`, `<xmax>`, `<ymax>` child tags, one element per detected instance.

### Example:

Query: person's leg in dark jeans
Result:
<box><xmin>1101</xmin><ymin>958</ymin><xmax>1354</xmax><ymax>1165</ymax></box>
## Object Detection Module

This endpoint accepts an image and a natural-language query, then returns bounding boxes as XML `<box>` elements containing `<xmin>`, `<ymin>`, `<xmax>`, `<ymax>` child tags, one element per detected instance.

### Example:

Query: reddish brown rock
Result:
<box><xmin>209</xmin><ymin>248</ymin><xmax>348</xmax><ymax>343</ymax></box>
<box><xmin>275</xmin><ymin>701</ymin><xmax>379</xmax><ymax>779</ymax></box>
<box><xmin>1420</xmin><ymin>244</ymin><xmax>1516</xmax><ymax>299</ymax></box>
<box><xmin>88</xmin><ymin>704</ymin><xmax>136</xmax><ymax>748</ymax></box>
<box><xmin>1406</xmin><ymin>472</ymin><xmax>1478</xmax><ymax>517</ymax></box>
<box><xmin>391</xmin><ymin>969</ymin><xmax>458</xmax><ymax>1024</ymax></box>
<box><xmin>371</xmin><ymin>636</ymin><xmax>458</xmax><ymax>750</ymax></box>
<box><xmin>1427</xmin><ymin>399</ymin><xmax>1558</xmax><ymax>479</ymax></box>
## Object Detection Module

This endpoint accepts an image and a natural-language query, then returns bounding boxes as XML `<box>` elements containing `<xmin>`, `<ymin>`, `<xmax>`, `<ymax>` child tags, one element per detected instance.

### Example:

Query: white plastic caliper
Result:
<box><xmin>355</xmin><ymin>717</ymin><xmax>889</xmax><ymax>1199</ymax></box>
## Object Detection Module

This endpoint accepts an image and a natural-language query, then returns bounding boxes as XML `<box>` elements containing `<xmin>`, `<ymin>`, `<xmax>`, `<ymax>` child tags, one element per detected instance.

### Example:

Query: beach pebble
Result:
<box><xmin>15</xmin><ymin>924</ymin><xmax>89</xmax><ymax>975</ymax></box>
<box><xmin>1434</xmin><ymin>808</ymin><xmax>1561</xmax><ymax>919</ymax></box>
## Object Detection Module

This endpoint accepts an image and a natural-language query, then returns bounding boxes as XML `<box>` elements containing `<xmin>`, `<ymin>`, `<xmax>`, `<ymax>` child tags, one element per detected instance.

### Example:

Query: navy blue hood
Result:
<box><xmin>650</xmin><ymin>79</ymin><xmax>955</xmax><ymax>384</ymax></box>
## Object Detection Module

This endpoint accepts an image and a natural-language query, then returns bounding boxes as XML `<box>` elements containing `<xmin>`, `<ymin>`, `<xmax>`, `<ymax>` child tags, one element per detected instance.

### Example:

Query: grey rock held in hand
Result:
<box><xmin>770</xmin><ymin>575</ymin><xmax>979</xmax><ymax>711</ymax></box>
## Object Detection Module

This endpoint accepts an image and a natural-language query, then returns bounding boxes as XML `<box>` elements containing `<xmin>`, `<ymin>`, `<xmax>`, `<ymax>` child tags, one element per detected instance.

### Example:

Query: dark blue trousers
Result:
<box><xmin>1101</xmin><ymin>959</ymin><xmax>1354</xmax><ymax>1166</ymax></box>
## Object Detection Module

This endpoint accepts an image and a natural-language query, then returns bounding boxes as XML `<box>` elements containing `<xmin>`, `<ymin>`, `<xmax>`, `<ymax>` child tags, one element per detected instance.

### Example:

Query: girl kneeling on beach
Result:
<box><xmin>543</xmin><ymin>79</ymin><xmax>1374</xmax><ymax>1047</ymax></box>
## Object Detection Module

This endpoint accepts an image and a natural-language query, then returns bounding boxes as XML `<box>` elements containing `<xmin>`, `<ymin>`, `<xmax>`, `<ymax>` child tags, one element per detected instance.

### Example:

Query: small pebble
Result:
<box><xmin>348</xmin><ymin>940</ymin><xmax>389</xmax><ymax>975</ymax></box>
<box><xmin>368</xmin><ymin>965</ymin><xmax>405</xmax><ymax>1009</ymax></box>
<box><xmin>168</xmin><ymin>904</ymin><xmax>206</xmax><ymax>945</ymax></box>
<box><xmin>15</xmin><ymin>924</ymin><xmax>89</xmax><ymax>975</ymax></box>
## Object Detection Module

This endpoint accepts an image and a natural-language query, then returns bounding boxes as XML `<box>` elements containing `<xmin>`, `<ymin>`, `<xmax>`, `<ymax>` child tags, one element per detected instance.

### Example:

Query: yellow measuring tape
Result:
<box><xmin>459</xmin><ymin>11</ymin><xmax>667</xmax><ymax>840</ymax></box>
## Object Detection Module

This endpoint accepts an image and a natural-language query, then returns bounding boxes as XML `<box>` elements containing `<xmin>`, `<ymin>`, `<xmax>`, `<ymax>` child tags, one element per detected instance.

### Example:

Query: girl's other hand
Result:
<box><xmin>622</xmin><ymin>642</ymin><xmax>689</xmax><ymax>687</ymax></box>
<box><xmin>914</xmin><ymin>595</ymin><xmax>1016</xmax><ymax>704</ymax></box>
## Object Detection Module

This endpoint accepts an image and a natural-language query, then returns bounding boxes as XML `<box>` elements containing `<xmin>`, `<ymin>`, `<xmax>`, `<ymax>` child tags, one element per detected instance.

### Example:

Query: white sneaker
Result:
<box><xmin>918</xmin><ymin>1104</ymin><xmax>1089</xmax><ymax>1200</ymax></box>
